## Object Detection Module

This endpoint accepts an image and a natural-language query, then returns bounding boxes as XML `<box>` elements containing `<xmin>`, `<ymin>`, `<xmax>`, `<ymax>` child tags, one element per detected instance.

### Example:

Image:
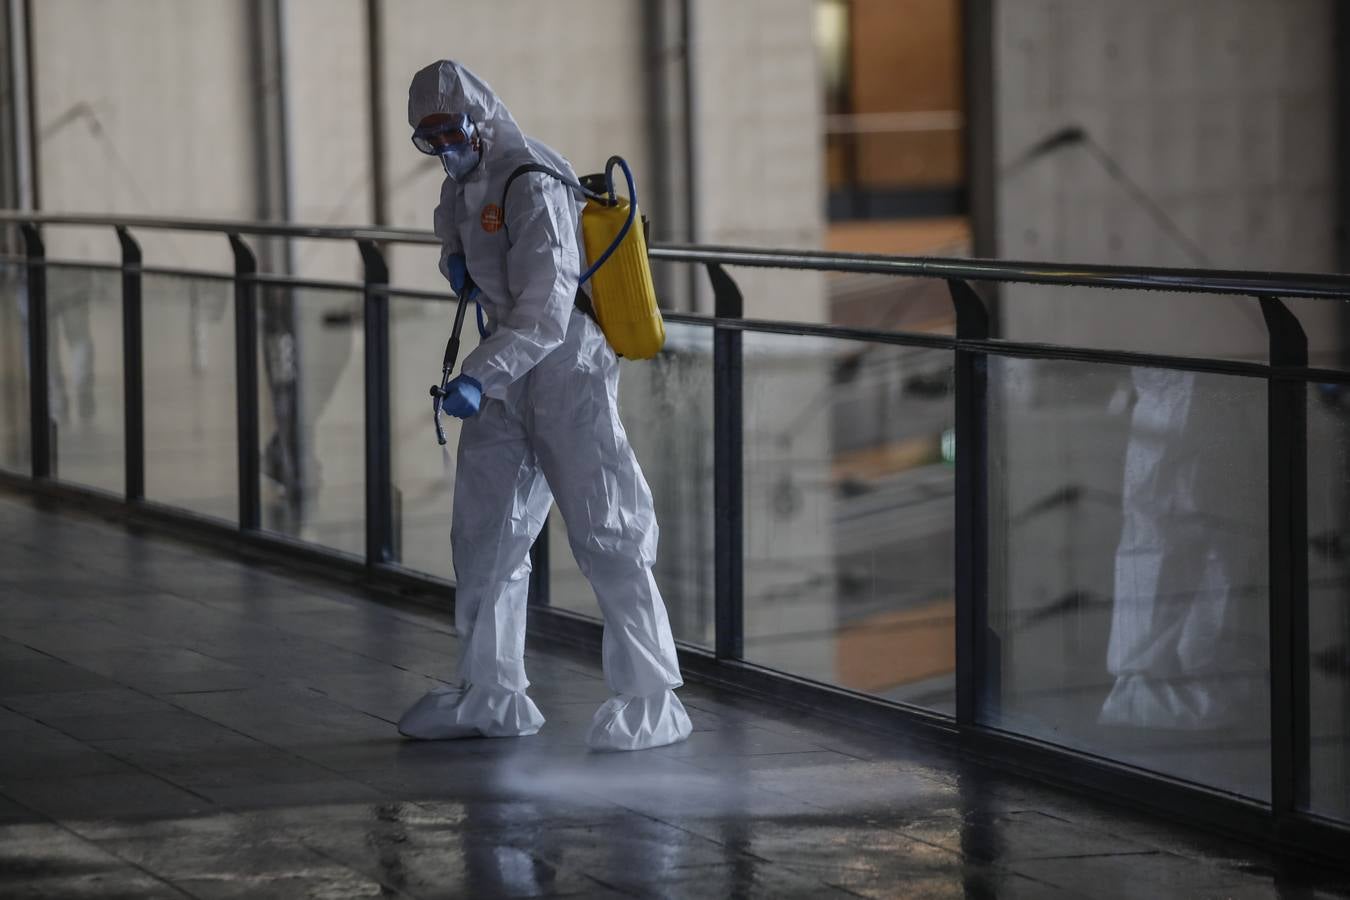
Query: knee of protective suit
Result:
<box><xmin>572</xmin><ymin>547</ymin><xmax>655</xmax><ymax>583</ymax></box>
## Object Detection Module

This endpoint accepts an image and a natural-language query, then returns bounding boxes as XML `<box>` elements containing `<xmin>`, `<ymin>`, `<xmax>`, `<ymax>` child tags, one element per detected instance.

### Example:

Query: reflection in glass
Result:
<box><xmin>390</xmin><ymin>293</ymin><xmax>484</xmax><ymax>580</ymax></box>
<box><xmin>257</xmin><ymin>283</ymin><xmax>364</xmax><ymax>556</ymax></box>
<box><xmin>987</xmin><ymin>357</ymin><xmax>1270</xmax><ymax>800</ymax></box>
<box><xmin>1307</xmin><ymin>383</ymin><xmax>1350</xmax><ymax>823</ymax></box>
<box><xmin>143</xmin><ymin>274</ymin><xmax>236</xmax><ymax>521</ymax></box>
<box><xmin>0</xmin><ymin>263</ymin><xmax>30</xmax><ymax>474</ymax></box>
<box><xmin>742</xmin><ymin>332</ymin><xmax>956</xmax><ymax>712</ymax></box>
<box><xmin>1103</xmin><ymin>369</ymin><xmax>1268</xmax><ymax>731</ymax></box>
<box><xmin>549</xmin><ymin>322</ymin><xmax>715</xmax><ymax>649</ymax></box>
<box><xmin>44</xmin><ymin>265</ymin><xmax>123</xmax><ymax>494</ymax></box>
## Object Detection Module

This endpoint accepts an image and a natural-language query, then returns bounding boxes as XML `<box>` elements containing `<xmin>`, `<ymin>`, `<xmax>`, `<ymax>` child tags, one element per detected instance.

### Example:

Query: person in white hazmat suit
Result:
<box><xmin>396</xmin><ymin>60</ymin><xmax>692</xmax><ymax>751</ymax></box>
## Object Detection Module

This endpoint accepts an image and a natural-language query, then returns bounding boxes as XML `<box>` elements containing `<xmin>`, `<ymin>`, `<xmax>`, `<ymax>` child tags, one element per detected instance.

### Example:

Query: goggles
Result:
<box><xmin>412</xmin><ymin>113</ymin><xmax>476</xmax><ymax>155</ymax></box>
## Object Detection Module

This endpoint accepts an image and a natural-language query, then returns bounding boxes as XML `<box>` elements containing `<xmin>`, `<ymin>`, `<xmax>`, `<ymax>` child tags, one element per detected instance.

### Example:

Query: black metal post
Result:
<box><xmin>1261</xmin><ymin>295</ymin><xmax>1310</xmax><ymax>820</ymax></box>
<box><xmin>116</xmin><ymin>226</ymin><xmax>144</xmax><ymax>502</ymax></box>
<box><xmin>359</xmin><ymin>239</ymin><xmax>393</xmax><ymax>566</ymax></box>
<box><xmin>230</xmin><ymin>234</ymin><xmax>261</xmax><ymax>531</ymax></box>
<box><xmin>20</xmin><ymin>223</ymin><xmax>49</xmax><ymax>479</ymax></box>
<box><xmin>949</xmin><ymin>278</ymin><xmax>991</xmax><ymax>727</ymax></box>
<box><xmin>709</xmin><ymin>262</ymin><xmax>744</xmax><ymax>660</ymax></box>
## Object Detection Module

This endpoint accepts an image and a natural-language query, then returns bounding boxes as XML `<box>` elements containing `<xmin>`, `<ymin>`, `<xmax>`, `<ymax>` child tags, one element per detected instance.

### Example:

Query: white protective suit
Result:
<box><xmin>1100</xmin><ymin>368</ymin><xmax>1267</xmax><ymax>729</ymax></box>
<box><xmin>397</xmin><ymin>61</ymin><xmax>692</xmax><ymax>751</ymax></box>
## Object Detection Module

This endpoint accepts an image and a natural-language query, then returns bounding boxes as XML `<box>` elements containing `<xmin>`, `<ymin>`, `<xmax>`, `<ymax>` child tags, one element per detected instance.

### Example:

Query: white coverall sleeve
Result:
<box><xmin>460</xmin><ymin>174</ymin><xmax>579</xmax><ymax>400</ymax></box>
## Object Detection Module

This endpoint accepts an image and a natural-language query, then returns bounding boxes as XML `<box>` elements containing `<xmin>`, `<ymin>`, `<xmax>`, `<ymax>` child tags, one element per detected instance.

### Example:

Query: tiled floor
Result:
<box><xmin>1</xmin><ymin>489</ymin><xmax>1348</xmax><ymax>899</ymax></box>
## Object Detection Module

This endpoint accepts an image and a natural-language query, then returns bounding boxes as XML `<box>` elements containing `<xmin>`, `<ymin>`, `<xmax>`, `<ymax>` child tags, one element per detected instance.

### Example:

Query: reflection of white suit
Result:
<box><xmin>396</xmin><ymin>61</ymin><xmax>691</xmax><ymax>751</ymax></box>
<box><xmin>1101</xmin><ymin>369</ymin><xmax>1267</xmax><ymax>729</ymax></box>
<box><xmin>17</xmin><ymin>268</ymin><xmax>95</xmax><ymax>423</ymax></box>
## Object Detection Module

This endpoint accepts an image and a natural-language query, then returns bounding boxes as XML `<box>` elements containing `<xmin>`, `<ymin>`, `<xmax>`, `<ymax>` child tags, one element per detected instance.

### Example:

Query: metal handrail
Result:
<box><xmin>2</xmin><ymin>206</ymin><xmax>1348</xmax><ymax>859</ymax></box>
<box><xmin>5</xmin><ymin>210</ymin><xmax>1350</xmax><ymax>300</ymax></box>
<box><xmin>0</xmin><ymin>210</ymin><xmax>439</xmax><ymax>245</ymax></box>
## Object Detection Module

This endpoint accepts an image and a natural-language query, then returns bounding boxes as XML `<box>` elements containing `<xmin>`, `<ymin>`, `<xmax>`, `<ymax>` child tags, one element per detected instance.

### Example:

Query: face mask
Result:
<box><xmin>412</xmin><ymin>113</ymin><xmax>482</xmax><ymax>182</ymax></box>
<box><xmin>439</xmin><ymin>143</ymin><xmax>481</xmax><ymax>182</ymax></box>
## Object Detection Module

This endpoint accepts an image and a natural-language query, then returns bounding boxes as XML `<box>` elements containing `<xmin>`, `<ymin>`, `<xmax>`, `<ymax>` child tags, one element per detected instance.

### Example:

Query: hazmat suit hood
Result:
<box><xmin>407</xmin><ymin>60</ymin><xmax>531</xmax><ymax>169</ymax></box>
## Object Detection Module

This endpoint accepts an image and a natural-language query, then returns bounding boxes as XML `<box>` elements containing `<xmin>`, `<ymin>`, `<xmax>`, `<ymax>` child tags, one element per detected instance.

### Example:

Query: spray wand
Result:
<box><xmin>430</xmin><ymin>275</ymin><xmax>478</xmax><ymax>446</ymax></box>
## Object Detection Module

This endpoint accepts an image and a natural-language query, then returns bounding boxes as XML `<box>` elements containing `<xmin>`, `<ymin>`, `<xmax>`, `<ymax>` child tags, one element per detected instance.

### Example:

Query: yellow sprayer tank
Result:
<box><xmin>581</xmin><ymin>197</ymin><xmax>665</xmax><ymax>360</ymax></box>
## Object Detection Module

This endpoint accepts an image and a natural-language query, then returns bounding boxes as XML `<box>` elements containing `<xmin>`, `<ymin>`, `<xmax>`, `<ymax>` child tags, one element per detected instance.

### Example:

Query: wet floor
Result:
<box><xmin>1</xmin><ymin>488</ymin><xmax>1348</xmax><ymax>899</ymax></box>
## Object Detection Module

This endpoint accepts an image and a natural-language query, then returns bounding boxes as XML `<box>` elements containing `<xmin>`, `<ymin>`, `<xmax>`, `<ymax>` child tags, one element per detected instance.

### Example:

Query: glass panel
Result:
<box><xmin>548</xmin><ymin>321</ymin><xmax>716</xmax><ymax>649</ymax></box>
<box><xmin>986</xmin><ymin>356</ymin><xmax>1270</xmax><ymax>800</ymax></box>
<box><xmin>257</xmin><ymin>283</ymin><xmax>364</xmax><ymax>557</ymax></box>
<box><xmin>0</xmin><ymin>261</ymin><xmax>30</xmax><ymax>474</ymax></box>
<box><xmin>142</xmin><ymin>273</ymin><xmax>236</xmax><ymax>521</ymax></box>
<box><xmin>1307</xmin><ymin>381</ymin><xmax>1350</xmax><ymax>822</ymax></box>
<box><xmin>47</xmin><ymin>265</ymin><xmax>123</xmax><ymax>494</ymax></box>
<box><xmin>826</xmin><ymin>271</ymin><xmax>956</xmax><ymax>335</ymax></box>
<box><xmin>742</xmin><ymin>331</ymin><xmax>956</xmax><ymax>713</ymax></box>
<box><xmin>994</xmin><ymin>283</ymin><xmax>1269</xmax><ymax>365</ymax></box>
<box><xmin>390</xmin><ymin>293</ymin><xmax>484</xmax><ymax>581</ymax></box>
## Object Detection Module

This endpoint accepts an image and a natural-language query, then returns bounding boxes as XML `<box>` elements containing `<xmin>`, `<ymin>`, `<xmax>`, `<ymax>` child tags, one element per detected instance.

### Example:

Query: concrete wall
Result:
<box><xmin>29</xmin><ymin>0</ymin><xmax>257</xmax><ymax>268</ymax></box>
<box><xmin>994</xmin><ymin>0</ymin><xmax>1338</xmax><ymax>359</ymax></box>
<box><xmin>691</xmin><ymin>0</ymin><xmax>827</xmax><ymax>322</ymax></box>
<box><xmin>285</xmin><ymin>0</ymin><xmax>374</xmax><ymax>282</ymax></box>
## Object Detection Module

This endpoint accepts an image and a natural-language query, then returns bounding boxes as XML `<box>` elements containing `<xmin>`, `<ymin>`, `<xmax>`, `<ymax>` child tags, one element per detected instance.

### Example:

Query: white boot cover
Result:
<box><xmin>398</xmin><ymin>682</ymin><xmax>545</xmax><ymax>739</ymax></box>
<box><xmin>586</xmin><ymin>689</ymin><xmax>693</xmax><ymax>751</ymax></box>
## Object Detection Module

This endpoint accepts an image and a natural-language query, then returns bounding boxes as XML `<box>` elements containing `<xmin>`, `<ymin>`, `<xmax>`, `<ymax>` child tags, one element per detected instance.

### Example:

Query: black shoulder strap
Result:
<box><xmin>501</xmin><ymin>163</ymin><xmax>599</xmax><ymax>314</ymax></box>
<box><xmin>501</xmin><ymin>163</ymin><xmax>576</xmax><ymax>212</ymax></box>
<box><xmin>500</xmin><ymin>164</ymin><xmax>579</xmax><ymax>243</ymax></box>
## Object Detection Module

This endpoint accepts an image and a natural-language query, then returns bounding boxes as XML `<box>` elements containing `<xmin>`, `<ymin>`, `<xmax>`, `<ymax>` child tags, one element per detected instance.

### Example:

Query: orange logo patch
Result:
<box><xmin>480</xmin><ymin>203</ymin><xmax>504</xmax><ymax>233</ymax></box>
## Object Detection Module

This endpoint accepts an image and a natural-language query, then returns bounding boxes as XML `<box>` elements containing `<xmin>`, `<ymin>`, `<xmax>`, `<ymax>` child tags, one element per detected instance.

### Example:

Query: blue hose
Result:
<box><xmin>475</xmin><ymin>301</ymin><xmax>488</xmax><ymax>340</ymax></box>
<box><xmin>579</xmin><ymin>156</ymin><xmax>638</xmax><ymax>286</ymax></box>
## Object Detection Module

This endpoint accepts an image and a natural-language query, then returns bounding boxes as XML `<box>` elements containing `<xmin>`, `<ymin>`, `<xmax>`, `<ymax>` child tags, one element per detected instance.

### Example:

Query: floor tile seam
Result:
<box><xmin>677</xmin><ymin>699</ymin><xmax>944</xmax><ymax>766</ymax></box>
<box><xmin>785</xmin><ymin>803</ymin><xmax>976</xmax><ymax>863</ymax></box>
<box><xmin>570</xmin><ymin>870</ymin><xmax>643</xmax><ymax>897</ymax></box>
<box><xmin>997</xmin><ymin>806</ymin><xmax>1183</xmax><ymax>854</ymax></box>
<box><xmin>14</xmin><ymin>735</ymin><xmax>226</xmax><ymax>808</ymax></box>
<box><xmin>0</xmin><ymin>794</ymin><xmax>203</xmax><ymax>899</ymax></box>
<box><xmin>295</xmin><ymin>691</ymin><xmax>407</xmax><ymax>728</ymax></box>
<box><xmin>784</xmin><ymin>854</ymin><xmax>1017</xmax><ymax>878</ymax></box>
<box><xmin>672</xmin><ymin>748</ymin><xmax>866</xmax><ymax>770</ymax></box>
<box><xmin>468</xmin><ymin>839</ymin><xmax>648</xmax><ymax>899</ymax></box>
<box><xmin>68</xmin><ymin>681</ymin><xmax>405</xmax><ymax>800</ymax></box>
<box><xmin>249</xmin><ymin>825</ymin><xmax>430</xmax><ymax>899</ymax></box>
<box><xmin>198</xmin><ymin>671</ymin><xmax>414</xmax><ymax>717</ymax></box>
<box><xmin>171</xmin><ymin>604</ymin><xmax>462</xmax><ymax>686</ymax></box>
<box><xmin>20</xmin><ymin>673</ymin><xmax>313</xmax><ymax>750</ymax></box>
<box><xmin>1003</xmin><ymin>849</ymin><xmax>1165</xmax><ymax>863</ymax></box>
<box><xmin>626</xmin><ymin>754</ymin><xmax>891</xmax><ymax>835</ymax></box>
<box><xmin>0</xmin><ymin>492</ymin><xmax>419</xmax><ymax>616</ymax></box>
<box><xmin>882</xmin><ymin>810</ymin><xmax>1148</xmax><ymax>859</ymax></box>
<box><xmin>818</xmin><ymin>878</ymin><xmax>873</xmax><ymax>898</ymax></box>
<box><xmin>1</xmin><ymin>627</ymin><xmax>244</xmax><ymax>678</ymax></box>
<box><xmin>0</xmin><ymin>638</ymin><xmax>132</xmax><ymax>676</ymax></box>
<box><xmin>594</xmin><ymin>794</ymin><xmax>787</xmax><ymax>868</ymax></box>
<box><xmin>934</xmin><ymin>863</ymin><xmax>1098</xmax><ymax>900</ymax></box>
<box><xmin>152</xmin><ymin>867</ymin><xmax>413</xmax><ymax>897</ymax></box>
<box><xmin>658</xmin><ymin>706</ymin><xmax>894</xmax><ymax>758</ymax></box>
<box><xmin>1004</xmin><ymin>852</ymin><xmax>1288</xmax><ymax>892</ymax></box>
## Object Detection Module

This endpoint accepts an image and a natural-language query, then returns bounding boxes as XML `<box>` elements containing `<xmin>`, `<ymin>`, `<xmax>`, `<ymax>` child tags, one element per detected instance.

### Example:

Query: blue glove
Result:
<box><xmin>440</xmin><ymin>374</ymin><xmax>482</xmax><ymax>419</ymax></box>
<box><xmin>445</xmin><ymin>253</ymin><xmax>469</xmax><ymax>296</ymax></box>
